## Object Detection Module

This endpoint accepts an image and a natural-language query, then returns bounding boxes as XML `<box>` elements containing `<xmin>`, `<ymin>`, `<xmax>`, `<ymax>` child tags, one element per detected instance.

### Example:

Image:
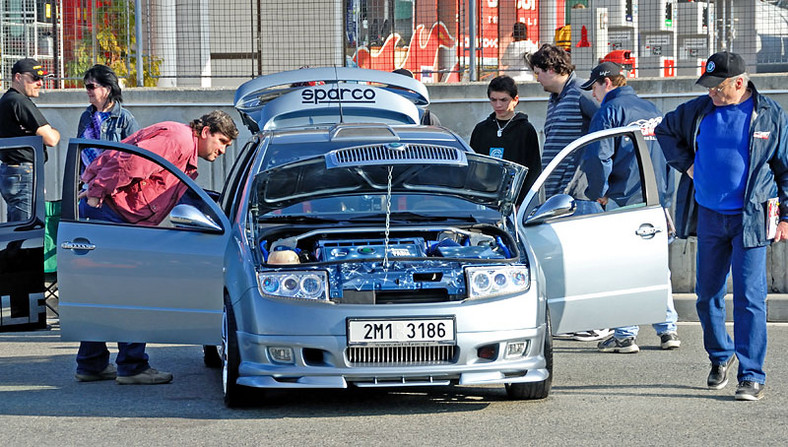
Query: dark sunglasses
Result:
<box><xmin>84</xmin><ymin>83</ymin><xmax>100</xmax><ymax>90</ymax></box>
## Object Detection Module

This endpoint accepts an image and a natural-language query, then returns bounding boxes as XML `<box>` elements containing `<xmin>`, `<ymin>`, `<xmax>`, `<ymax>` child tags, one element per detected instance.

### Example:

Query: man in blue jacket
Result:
<box><xmin>577</xmin><ymin>62</ymin><xmax>680</xmax><ymax>354</ymax></box>
<box><xmin>655</xmin><ymin>51</ymin><xmax>788</xmax><ymax>401</ymax></box>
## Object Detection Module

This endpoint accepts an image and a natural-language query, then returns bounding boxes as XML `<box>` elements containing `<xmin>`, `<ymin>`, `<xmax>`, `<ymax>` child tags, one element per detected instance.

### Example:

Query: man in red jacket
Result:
<box><xmin>74</xmin><ymin>110</ymin><xmax>238</xmax><ymax>385</ymax></box>
<box><xmin>80</xmin><ymin>110</ymin><xmax>238</xmax><ymax>226</ymax></box>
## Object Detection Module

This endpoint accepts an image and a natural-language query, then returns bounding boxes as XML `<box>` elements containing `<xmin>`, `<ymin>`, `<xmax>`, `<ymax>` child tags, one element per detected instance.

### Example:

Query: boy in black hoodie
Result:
<box><xmin>470</xmin><ymin>75</ymin><xmax>541</xmax><ymax>202</ymax></box>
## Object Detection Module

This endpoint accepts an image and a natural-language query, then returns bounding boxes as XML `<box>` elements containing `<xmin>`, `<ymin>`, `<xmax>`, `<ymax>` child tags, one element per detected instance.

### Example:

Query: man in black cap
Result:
<box><xmin>0</xmin><ymin>58</ymin><xmax>60</xmax><ymax>221</ymax></box>
<box><xmin>656</xmin><ymin>51</ymin><xmax>788</xmax><ymax>401</ymax></box>
<box><xmin>574</xmin><ymin>61</ymin><xmax>680</xmax><ymax>354</ymax></box>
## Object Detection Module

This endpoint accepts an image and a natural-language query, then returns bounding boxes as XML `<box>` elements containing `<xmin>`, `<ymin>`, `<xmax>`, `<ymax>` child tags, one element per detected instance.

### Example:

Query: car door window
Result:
<box><xmin>532</xmin><ymin>131</ymin><xmax>652</xmax><ymax>218</ymax></box>
<box><xmin>74</xmin><ymin>145</ymin><xmax>223</xmax><ymax>230</ymax></box>
<box><xmin>0</xmin><ymin>146</ymin><xmax>37</xmax><ymax>224</ymax></box>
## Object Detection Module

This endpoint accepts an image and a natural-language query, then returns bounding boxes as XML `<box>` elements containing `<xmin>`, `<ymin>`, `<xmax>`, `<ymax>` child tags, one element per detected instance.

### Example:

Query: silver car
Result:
<box><xmin>57</xmin><ymin>68</ymin><xmax>669</xmax><ymax>407</ymax></box>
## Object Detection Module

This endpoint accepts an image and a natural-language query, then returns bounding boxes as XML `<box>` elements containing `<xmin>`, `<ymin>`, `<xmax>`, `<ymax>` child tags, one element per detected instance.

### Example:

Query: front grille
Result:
<box><xmin>347</xmin><ymin>345</ymin><xmax>456</xmax><ymax>366</ymax></box>
<box><xmin>327</xmin><ymin>144</ymin><xmax>467</xmax><ymax>167</ymax></box>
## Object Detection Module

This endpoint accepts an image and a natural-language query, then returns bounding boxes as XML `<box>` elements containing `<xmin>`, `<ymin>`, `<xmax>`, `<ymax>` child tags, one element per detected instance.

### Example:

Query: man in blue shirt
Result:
<box><xmin>577</xmin><ymin>62</ymin><xmax>680</xmax><ymax>354</ymax></box>
<box><xmin>656</xmin><ymin>51</ymin><xmax>788</xmax><ymax>401</ymax></box>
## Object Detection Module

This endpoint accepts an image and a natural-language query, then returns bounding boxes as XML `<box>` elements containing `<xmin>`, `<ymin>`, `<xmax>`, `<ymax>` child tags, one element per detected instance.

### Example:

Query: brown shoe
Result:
<box><xmin>116</xmin><ymin>367</ymin><xmax>173</xmax><ymax>385</ymax></box>
<box><xmin>75</xmin><ymin>364</ymin><xmax>117</xmax><ymax>382</ymax></box>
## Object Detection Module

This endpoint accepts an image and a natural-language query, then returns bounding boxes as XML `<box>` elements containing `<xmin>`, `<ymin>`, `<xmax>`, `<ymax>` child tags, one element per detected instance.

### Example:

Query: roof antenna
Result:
<box><xmin>333</xmin><ymin>65</ymin><xmax>344</xmax><ymax>123</ymax></box>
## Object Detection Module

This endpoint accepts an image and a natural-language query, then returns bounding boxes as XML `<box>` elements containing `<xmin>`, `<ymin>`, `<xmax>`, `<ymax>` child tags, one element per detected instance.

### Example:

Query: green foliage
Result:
<box><xmin>65</xmin><ymin>1</ymin><xmax>161</xmax><ymax>88</ymax></box>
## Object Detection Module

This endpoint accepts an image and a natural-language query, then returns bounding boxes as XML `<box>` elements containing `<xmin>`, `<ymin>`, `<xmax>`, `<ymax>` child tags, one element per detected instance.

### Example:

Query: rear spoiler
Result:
<box><xmin>233</xmin><ymin>67</ymin><xmax>430</xmax><ymax>133</ymax></box>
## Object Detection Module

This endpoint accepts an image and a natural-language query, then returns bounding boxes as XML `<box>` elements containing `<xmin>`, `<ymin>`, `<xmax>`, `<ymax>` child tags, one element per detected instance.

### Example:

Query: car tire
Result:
<box><xmin>203</xmin><ymin>345</ymin><xmax>221</xmax><ymax>368</ymax></box>
<box><xmin>222</xmin><ymin>295</ymin><xmax>249</xmax><ymax>407</ymax></box>
<box><xmin>505</xmin><ymin>312</ymin><xmax>553</xmax><ymax>400</ymax></box>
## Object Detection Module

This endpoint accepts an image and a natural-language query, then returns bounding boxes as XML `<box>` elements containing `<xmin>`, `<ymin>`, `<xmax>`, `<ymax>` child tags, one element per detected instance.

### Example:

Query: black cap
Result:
<box><xmin>581</xmin><ymin>62</ymin><xmax>624</xmax><ymax>90</ymax></box>
<box><xmin>696</xmin><ymin>51</ymin><xmax>746</xmax><ymax>88</ymax></box>
<box><xmin>12</xmin><ymin>58</ymin><xmax>51</xmax><ymax>80</ymax></box>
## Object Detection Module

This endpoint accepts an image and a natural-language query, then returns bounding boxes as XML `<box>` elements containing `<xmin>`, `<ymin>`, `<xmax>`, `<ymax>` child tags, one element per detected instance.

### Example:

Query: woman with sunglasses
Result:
<box><xmin>76</xmin><ymin>64</ymin><xmax>140</xmax><ymax>168</ymax></box>
<box><xmin>74</xmin><ymin>65</ymin><xmax>172</xmax><ymax>385</ymax></box>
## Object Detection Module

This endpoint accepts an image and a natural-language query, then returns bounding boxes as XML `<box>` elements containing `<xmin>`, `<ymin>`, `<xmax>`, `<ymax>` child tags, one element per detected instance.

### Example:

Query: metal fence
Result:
<box><xmin>1</xmin><ymin>0</ymin><xmax>787</xmax><ymax>89</ymax></box>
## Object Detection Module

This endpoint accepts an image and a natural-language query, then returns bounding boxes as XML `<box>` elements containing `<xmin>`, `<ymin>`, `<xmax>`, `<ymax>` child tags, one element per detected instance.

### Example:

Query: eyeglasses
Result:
<box><xmin>709</xmin><ymin>80</ymin><xmax>732</xmax><ymax>94</ymax></box>
<box><xmin>84</xmin><ymin>83</ymin><xmax>100</xmax><ymax>91</ymax></box>
<box><xmin>21</xmin><ymin>73</ymin><xmax>42</xmax><ymax>83</ymax></box>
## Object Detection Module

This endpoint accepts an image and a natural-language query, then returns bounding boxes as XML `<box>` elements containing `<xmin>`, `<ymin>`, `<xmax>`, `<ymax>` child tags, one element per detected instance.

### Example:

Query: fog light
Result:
<box><xmin>477</xmin><ymin>344</ymin><xmax>498</xmax><ymax>360</ymax></box>
<box><xmin>504</xmin><ymin>341</ymin><xmax>527</xmax><ymax>359</ymax></box>
<box><xmin>268</xmin><ymin>346</ymin><xmax>294</xmax><ymax>364</ymax></box>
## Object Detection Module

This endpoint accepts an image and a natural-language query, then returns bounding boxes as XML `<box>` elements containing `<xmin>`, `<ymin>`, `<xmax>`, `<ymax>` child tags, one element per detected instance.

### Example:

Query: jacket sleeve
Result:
<box><xmin>579</xmin><ymin>92</ymin><xmax>600</xmax><ymax>134</ymax></box>
<box><xmin>770</xmin><ymin>110</ymin><xmax>788</xmax><ymax>219</ymax></box>
<box><xmin>655</xmin><ymin>100</ymin><xmax>698</xmax><ymax>173</ymax></box>
<box><xmin>522</xmin><ymin>122</ymin><xmax>542</xmax><ymax>191</ymax></box>
<box><xmin>120</xmin><ymin>111</ymin><xmax>141</xmax><ymax>140</ymax></box>
<box><xmin>84</xmin><ymin>135</ymin><xmax>168</xmax><ymax>199</ymax></box>
<box><xmin>76</xmin><ymin>110</ymin><xmax>90</xmax><ymax>138</ymax></box>
<box><xmin>469</xmin><ymin>123</ymin><xmax>481</xmax><ymax>153</ymax></box>
<box><xmin>582</xmin><ymin>109</ymin><xmax>614</xmax><ymax>200</ymax></box>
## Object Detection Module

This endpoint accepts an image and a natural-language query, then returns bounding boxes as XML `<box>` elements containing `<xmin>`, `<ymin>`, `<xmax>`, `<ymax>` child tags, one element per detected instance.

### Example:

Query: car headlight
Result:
<box><xmin>257</xmin><ymin>271</ymin><xmax>329</xmax><ymax>300</ymax></box>
<box><xmin>465</xmin><ymin>266</ymin><xmax>530</xmax><ymax>299</ymax></box>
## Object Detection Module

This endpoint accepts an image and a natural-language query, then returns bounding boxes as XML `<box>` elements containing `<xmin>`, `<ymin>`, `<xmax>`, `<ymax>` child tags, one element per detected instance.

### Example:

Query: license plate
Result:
<box><xmin>347</xmin><ymin>318</ymin><xmax>455</xmax><ymax>346</ymax></box>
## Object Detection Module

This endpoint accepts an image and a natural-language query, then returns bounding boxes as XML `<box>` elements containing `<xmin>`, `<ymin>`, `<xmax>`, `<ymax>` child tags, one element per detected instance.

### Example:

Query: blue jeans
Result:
<box><xmin>0</xmin><ymin>162</ymin><xmax>34</xmax><ymax>222</ymax></box>
<box><xmin>76</xmin><ymin>342</ymin><xmax>150</xmax><ymax>376</ymax></box>
<box><xmin>78</xmin><ymin>197</ymin><xmax>126</xmax><ymax>223</ymax></box>
<box><xmin>696</xmin><ymin>206</ymin><xmax>767</xmax><ymax>385</ymax></box>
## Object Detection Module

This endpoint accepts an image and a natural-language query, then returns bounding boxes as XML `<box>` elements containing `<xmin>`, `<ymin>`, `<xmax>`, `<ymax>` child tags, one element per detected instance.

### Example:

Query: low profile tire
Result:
<box><xmin>203</xmin><ymin>345</ymin><xmax>221</xmax><ymax>368</ymax></box>
<box><xmin>222</xmin><ymin>295</ymin><xmax>250</xmax><ymax>407</ymax></box>
<box><xmin>505</xmin><ymin>312</ymin><xmax>553</xmax><ymax>400</ymax></box>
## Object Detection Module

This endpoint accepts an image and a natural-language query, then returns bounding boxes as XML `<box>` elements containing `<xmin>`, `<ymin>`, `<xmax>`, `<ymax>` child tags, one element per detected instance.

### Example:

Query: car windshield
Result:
<box><xmin>258</xmin><ymin>193</ymin><xmax>500</xmax><ymax>222</ymax></box>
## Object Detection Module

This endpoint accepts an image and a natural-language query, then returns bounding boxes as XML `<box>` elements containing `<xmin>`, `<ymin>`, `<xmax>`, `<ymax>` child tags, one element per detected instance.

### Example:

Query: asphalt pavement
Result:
<box><xmin>1</xmin><ymin>322</ymin><xmax>786</xmax><ymax>446</ymax></box>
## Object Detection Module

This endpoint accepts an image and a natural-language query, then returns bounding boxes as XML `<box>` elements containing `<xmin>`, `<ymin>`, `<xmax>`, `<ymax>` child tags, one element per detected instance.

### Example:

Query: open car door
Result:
<box><xmin>0</xmin><ymin>137</ymin><xmax>46</xmax><ymax>331</ymax></box>
<box><xmin>518</xmin><ymin>126</ymin><xmax>670</xmax><ymax>334</ymax></box>
<box><xmin>57</xmin><ymin>139</ymin><xmax>231</xmax><ymax>344</ymax></box>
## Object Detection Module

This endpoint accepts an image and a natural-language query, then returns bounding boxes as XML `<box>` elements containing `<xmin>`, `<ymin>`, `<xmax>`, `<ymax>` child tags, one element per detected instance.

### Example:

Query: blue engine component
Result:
<box><xmin>317</xmin><ymin>238</ymin><xmax>426</xmax><ymax>262</ymax></box>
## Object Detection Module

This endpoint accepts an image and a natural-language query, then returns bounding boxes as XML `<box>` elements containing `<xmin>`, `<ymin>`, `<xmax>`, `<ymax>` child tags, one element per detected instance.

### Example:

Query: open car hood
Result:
<box><xmin>252</xmin><ymin>143</ymin><xmax>527</xmax><ymax>216</ymax></box>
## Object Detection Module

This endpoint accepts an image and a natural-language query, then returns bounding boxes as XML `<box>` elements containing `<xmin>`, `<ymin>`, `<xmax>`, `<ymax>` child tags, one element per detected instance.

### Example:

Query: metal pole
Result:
<box><xmin>92</xmin><ymin>0</ymin><xmax>97</xmax><ymax>64</ymax></box>
<box><xmin>469</xmin><ymin>0</ymin><xmax>477</xmax><ymax>81</ymax></box>
<box><xmin>52</xmin><ymin>0</ymin><xmax>60</xmax><ymax>88</ymax></box>
<box><xmin>136</xmin><ymin>0</ymin><xmax>143</xmax><ymax>86</ymax></box>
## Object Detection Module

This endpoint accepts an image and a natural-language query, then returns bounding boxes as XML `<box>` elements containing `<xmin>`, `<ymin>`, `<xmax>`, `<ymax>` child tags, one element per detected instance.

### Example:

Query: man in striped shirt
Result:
<box><xmin>528</xmin><ymin>44</ymin><xmax>599</xmax><ymax>198</ymax></box>
<box><xmin>528</xmin><ymin>44</ymin><xmax>604</xmax><ymax>343</ymax></box>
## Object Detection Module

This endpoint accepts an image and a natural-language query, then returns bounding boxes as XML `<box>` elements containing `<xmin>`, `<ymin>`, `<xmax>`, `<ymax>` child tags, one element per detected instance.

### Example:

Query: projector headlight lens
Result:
<box><xmin>257</xmin><ymin>271</ymin><xmax>328</xmax><ymax>300</ymax></box>
<box><xmin>466</xmin><ymin>266</ymin><xmax>530</xmax><ymax>299</ymax></box>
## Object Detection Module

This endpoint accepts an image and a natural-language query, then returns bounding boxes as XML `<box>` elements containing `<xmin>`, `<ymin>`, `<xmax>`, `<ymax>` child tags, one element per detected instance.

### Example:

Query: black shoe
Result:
<box><xmin>707</xmin><ymin>356</ymin><xmax>734</xmax><ymax>390</ymax></box>
<box><xmin>735</xmin><ymin>381</ymin><xmax>765</xmax><ymax>401</ymax></box>
<box><xmin>659</xmin><ymin>332</ymin><xmax>681</xmax><ymax>350</ymax></box>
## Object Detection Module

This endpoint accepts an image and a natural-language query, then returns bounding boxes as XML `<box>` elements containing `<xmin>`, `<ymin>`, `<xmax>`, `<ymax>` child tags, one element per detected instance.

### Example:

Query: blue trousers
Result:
<box><xmin>0</xmin><ymin>162</ymin><xmax>34</xmax><ymax>222</ymax></box>
<box><xmin>78</xmin><ymin>197</ymin><xmax>126</xmax><ymax>223</ymax></box>
<box><xmin>696</xmin><ymin>206</ymin><xmax>768</xmax><ymax>385</ymax></box>
<box><xmin>76</xmin><ymin>342</ymin><xmax>150</xmax><ymax>376</ymax></box>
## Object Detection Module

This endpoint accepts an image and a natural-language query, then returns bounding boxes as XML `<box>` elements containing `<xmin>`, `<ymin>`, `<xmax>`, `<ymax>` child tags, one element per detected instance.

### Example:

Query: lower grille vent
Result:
<box><xmin>347</xmin><ymin>345</ymin><xmax>456</xmax><ymax>366</ymax></box>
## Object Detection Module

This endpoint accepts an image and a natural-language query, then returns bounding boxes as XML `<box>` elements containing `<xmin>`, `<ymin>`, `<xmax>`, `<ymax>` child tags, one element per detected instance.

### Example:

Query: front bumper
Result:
<box><xmin>235</xmin><ymin>326</ymin><xmax>548</xmax><ymax>389</ymax></box>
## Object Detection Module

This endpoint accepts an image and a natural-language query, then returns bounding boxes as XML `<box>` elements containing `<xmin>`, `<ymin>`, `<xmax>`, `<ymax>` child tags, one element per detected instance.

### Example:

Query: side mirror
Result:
<box><xmin>169</xmin><ymin>204</ymin><xmax>222</xmax><ymax>232</ymax></box>
<box><xmin>524</xmin><ymin>194</ymin><xmax>575</xmax><ymax>226</ymax></box>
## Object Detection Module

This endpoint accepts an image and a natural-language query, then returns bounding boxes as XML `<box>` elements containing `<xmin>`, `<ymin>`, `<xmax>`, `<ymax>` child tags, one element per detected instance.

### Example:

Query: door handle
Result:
<box><xmin>61</xmin><ymin>241</ymin><xmax>96</xmax><ymax>251</ymax></box>
<box><xmin>635</xmin><ymin>224</ymin><xmax>661</xmax><ymax>239</ymax></box>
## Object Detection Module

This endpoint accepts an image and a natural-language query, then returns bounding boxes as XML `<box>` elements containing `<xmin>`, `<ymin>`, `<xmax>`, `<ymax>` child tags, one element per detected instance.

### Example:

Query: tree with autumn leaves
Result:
<box><xmin>66</xmin><ymin>1</ymin><xmax>160</xmax><ymax>87</ymax></box>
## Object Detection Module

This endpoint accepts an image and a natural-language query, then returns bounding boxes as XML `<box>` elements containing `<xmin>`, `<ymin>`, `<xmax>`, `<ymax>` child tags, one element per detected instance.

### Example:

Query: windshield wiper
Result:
<box><xmin>346</xmin><ymin>212</ymin><xmax>478</xmax><ymax>223</ymax></box>
<box><xmin>258</xmin><ymin>215</ymin><xmax>343</xmax><ymax>223</ymax></box>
